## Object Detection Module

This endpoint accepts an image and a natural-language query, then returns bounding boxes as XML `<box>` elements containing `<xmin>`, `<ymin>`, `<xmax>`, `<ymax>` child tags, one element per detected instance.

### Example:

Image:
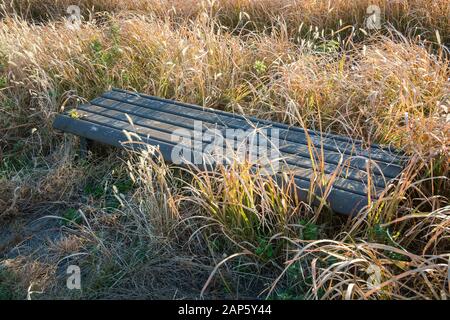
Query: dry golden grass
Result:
<box><xmin>3</xmin><ymin>0</ymin><xmax>449</xmax><ymax>42</ymax></box>
<box><xmin>0</xmin><ymin>1</ymin><xmax>448</xmax><ymax>299</ymax></box>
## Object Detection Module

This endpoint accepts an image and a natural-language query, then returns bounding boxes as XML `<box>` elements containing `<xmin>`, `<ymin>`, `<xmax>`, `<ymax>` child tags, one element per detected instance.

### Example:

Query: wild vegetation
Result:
<box><xmin>0</xmin><ymin>0</ymin><xmax>449</xmax><ymax>299</ymax></box>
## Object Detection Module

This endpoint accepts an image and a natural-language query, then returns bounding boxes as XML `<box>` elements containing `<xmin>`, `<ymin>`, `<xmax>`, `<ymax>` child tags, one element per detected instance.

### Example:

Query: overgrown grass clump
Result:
<box><xmin>0</xmin><ymin>1</ymin><xmax>448</xmax><ymax>299</ymax></box>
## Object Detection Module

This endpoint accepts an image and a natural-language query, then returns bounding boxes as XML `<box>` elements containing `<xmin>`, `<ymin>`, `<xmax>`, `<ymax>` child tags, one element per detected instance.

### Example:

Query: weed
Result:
<box><xmin>299</xmin><ymin>219</ymin><xmax>319</xmax><ymax>241</ymax></box>
<box><xmin>253</xmin><ymin>60</ymin><xmax>267</xmax><ymax>75</ymax></box>
<box><xmin>255</xmin><ymin>238</ymin><xmax>274</xmax><ymax>261</ymax></box>
<box><xmin>84</xmin><ymin>183</ymin><xmax>105</xmax><ymax>199</ymax></box>
<box><xmin>62</xmin><ymin>208</ymin><xmax>82</xmax><ymax>225</ymax></box>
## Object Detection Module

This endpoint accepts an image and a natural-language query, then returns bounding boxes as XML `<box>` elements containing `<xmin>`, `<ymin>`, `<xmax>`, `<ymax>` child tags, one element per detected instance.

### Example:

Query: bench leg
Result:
<box><xmin>79</xmin><ymin>137</ymin><xmax>92</xmax><ymax>159</ymax></box>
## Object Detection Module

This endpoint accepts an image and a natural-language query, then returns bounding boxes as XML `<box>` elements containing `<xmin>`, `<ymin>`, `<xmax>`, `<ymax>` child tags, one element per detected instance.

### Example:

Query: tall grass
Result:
<box><xmin>0</xmin><ymin>1</ymin><xmax>448</xmax><ymax>299</ymax></box>
<box><xmin>3</xmin><ymin>0</ymin><xmax>449</xmax><ymax>43</ymax></box>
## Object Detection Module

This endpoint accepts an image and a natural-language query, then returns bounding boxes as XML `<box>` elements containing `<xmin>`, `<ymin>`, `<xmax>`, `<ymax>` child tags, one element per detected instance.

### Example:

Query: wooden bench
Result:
<box><xmin>53</xmin><ymin>88</ymin><xmax>406</xmax><ymax>216</ymax></box>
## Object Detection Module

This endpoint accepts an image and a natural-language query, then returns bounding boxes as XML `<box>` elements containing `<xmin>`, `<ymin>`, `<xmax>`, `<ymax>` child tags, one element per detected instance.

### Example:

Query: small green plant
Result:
<box><xmin>85</xmin><ymin>260</ymin><xmax>123</xmax><ymax>296</ymax></box>
<box><xmin>315</xmin><ymin>39</ymin><xmax>340</xmax><ymax>53</ymax></box>
<box><xmin>84</xmin><ymin>183</ymin><xmax>105</xmax><ymax>199</ymax></box>
<box><xmin>299</xmin><ymin>219</ymin><xmax>319</xmax><ymax>240</ymax></box>
<box><xmin>109</xmin><ymin>23</ymin><xmax>121</xmax><ymax>44</ymax></box>
<box><xmin>0</xmin><ymin>141</ymin><xmax>30</xmax><ymax>177</ymax></box>
<box><xmin>90</xmin><ymin>39</ymin><xmax>112</xmax><ymax>66</ymax></box>
<box><xmin>372</xmin><ymin>224</ymin><xmax>389</xmax><ymax>242</ymax></box>
<box><xmin>253</xmin><ymin>60</ymin><xmax>267</xmax><ymax>74</ymax></box>
<box><xmin>89</xmin><ymin>28</ymin><xmax>122</xmax><ymax>69</ymax></box>
<box><xmin>270</xmin><ymin>262</ymin><xmax>306</xmax><ymax>300</ymax></box>
<box><xmin>255</xmin><ymin>238</ymin><xmax>274</xmax><ymax>260</ymax></box>
<box><xmin>62</xmin><ymin>208</ymin><xmax>82</xmax><ymax>225</ymax></box>
<box><xmin>371</xmin><ymin>224</ymin><xmax>401</xmax><ymax>245</ymax></box>
<box><xmin>0</xmin><ymin>50</ymin><xmax>6</xmax><ymax>71</ymax></box>
<box><xmin>0</xmin><ymin>157</ymin><xmax>29</xmax><ymax>177</ymax></box>
<box><xmin>90</xmin><ymin>39</ymin><xmax>103</xmax><ymax>54</ymax></box>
